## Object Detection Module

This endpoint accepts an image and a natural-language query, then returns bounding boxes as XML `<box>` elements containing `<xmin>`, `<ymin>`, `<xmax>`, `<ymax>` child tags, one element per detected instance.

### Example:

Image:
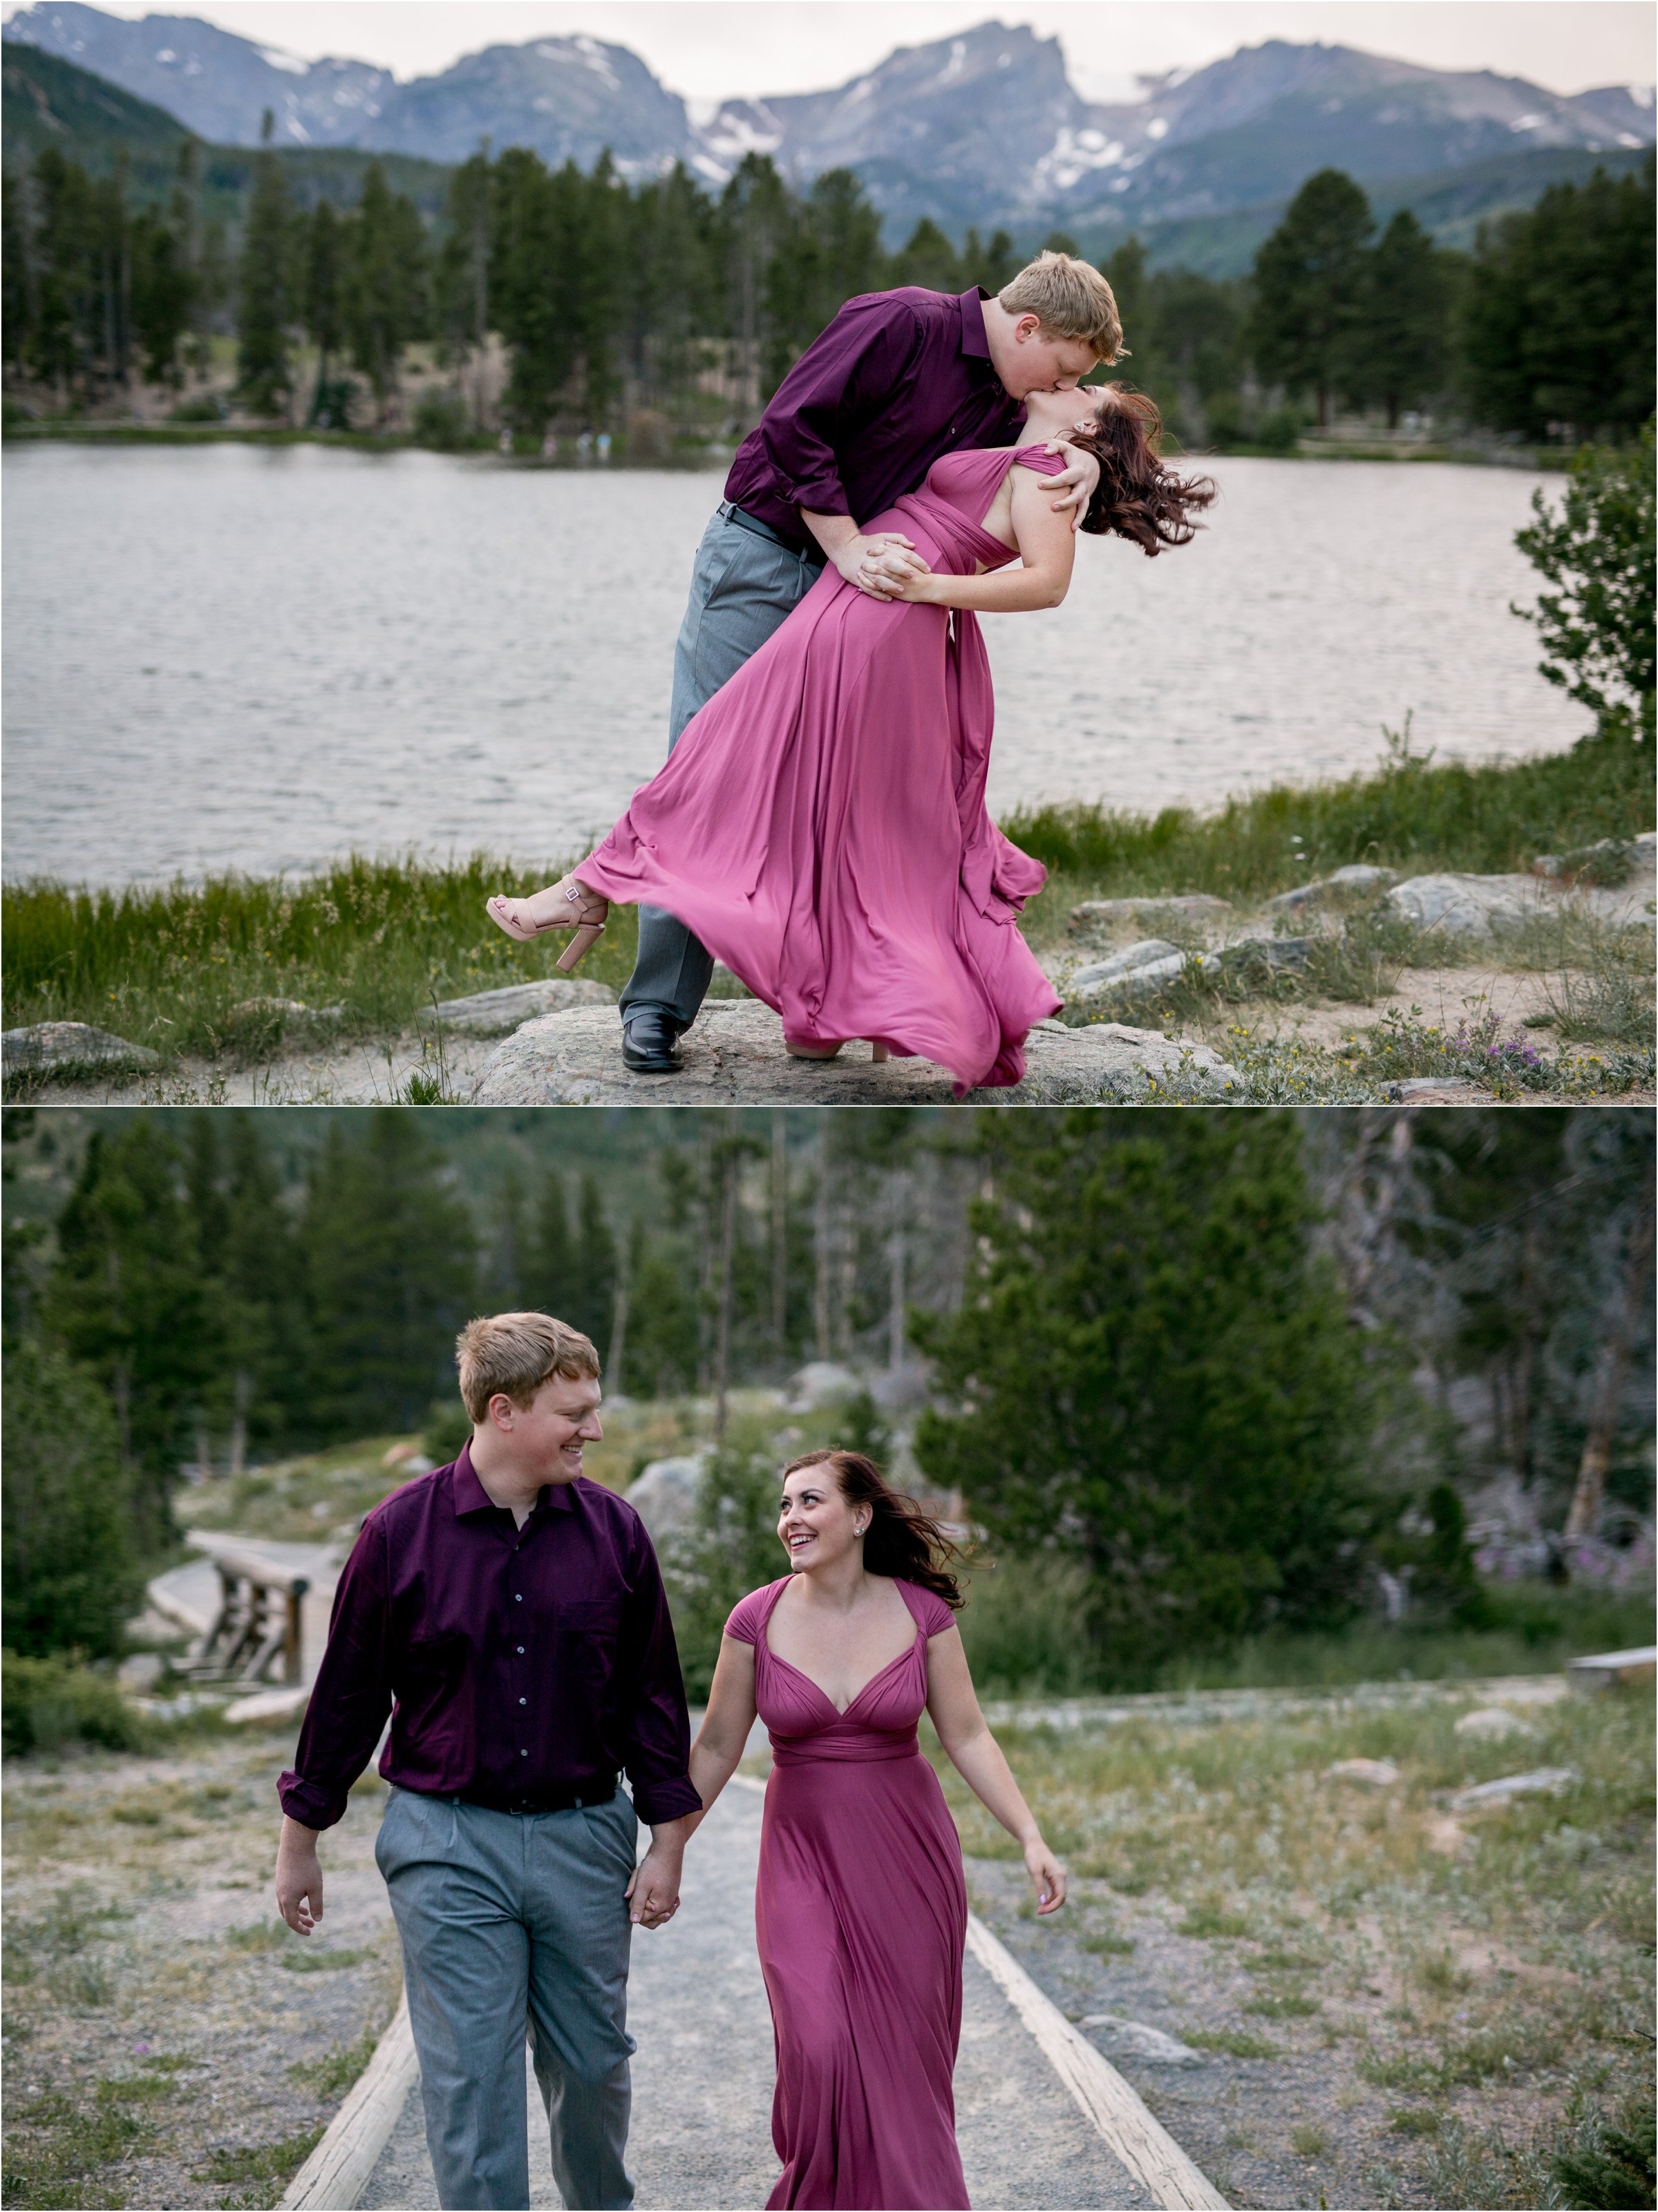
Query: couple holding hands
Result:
<box><xmin>275</xmin><ymin>1311</ymin><xmax>1067</xmax><ymax>2209</ymax></box>
<box><xmin>487</xmin><ymin>250</ymin><xmax>1212</xmax><ymax>1094</ymax></box>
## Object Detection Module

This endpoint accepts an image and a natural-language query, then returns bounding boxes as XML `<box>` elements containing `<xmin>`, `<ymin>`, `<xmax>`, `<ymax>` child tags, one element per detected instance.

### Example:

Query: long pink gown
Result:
<box><xmin>578</xmin><ymin>445</ymin><xmax>1068</xmax><ymax>1092</ymax></box>
<box><xmin>724</xmin><ymin>1575</ymin><xmax>969</xmax><ymax>2212</ymax></box>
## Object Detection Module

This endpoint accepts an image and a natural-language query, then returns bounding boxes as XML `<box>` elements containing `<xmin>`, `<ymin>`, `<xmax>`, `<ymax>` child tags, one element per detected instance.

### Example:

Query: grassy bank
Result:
<box><xmin>6</xmin><ymin>732</ymin><xmax>1650</xmax><ymax>1082</ymax></box>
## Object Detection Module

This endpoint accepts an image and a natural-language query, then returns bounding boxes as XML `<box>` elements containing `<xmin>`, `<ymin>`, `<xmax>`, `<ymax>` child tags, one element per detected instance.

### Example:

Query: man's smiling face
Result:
<box><xmin>494</xmin><ymin>1373</ymin><xmax>604</xmax><ymax>1485</ymax></box>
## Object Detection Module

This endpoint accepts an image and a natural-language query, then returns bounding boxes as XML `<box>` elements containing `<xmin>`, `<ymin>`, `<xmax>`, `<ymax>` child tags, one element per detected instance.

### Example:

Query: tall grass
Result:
<box><xmin>3</xmin><ymin>848</ymin><xmax>636</xmax><ymax>1062</ymax></box>
<box><xmin>1004</xmin><ymin>723</ymin><xmax>1652</xmax><ymax>915</ymax></box>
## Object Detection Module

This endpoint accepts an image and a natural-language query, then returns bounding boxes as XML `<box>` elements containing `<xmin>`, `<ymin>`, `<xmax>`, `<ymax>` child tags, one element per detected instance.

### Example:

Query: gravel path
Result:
<box><xmin>362</xmin><ymin>1779</ymin><xmax>1156</xmax><ymax>2211</ymax></box>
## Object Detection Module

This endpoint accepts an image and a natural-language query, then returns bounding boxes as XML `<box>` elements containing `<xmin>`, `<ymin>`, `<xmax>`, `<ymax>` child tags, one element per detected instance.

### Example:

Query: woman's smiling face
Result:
<box><xmin>777</xmin><ymin>1465</ymin><xmax>864</xmax><ymax>1573</ymax></box>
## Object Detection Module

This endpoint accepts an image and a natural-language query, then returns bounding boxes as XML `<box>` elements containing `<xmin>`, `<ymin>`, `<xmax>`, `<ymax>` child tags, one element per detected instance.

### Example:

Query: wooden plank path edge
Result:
<box><xmin>280</xmin><ymin>1777</ymin><xmax>1227</xmax><ymax>2212</ymax></box>
<box><xmin>279</xmin><ymin>1991</ymin><xmax>419</xmax><ymax>2211</ymax></box>
<box><xmin>963</xmin><ymin>1915</ymin><xmax>1229</xmax><ymax>2212</ymax></box>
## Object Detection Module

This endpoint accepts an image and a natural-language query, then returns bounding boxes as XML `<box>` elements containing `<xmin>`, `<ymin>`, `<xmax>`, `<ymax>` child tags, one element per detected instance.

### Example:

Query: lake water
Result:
<box><xmin>3</xmin><ymin>442</ymin><xmax>1585</xmax><ymax>888</ymax></box>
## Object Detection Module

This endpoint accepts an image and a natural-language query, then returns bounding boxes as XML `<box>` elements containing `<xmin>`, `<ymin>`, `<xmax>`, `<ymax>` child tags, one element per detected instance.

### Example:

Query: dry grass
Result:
<box><xmin>1</xmin><ymin>1729</ymin><xmax>400</xmax><ymax>2210</ymax></box>
<box><xmin>936</xmin><ymin>1680</ymin><xmax>1654</xmax><ymax>2209</ymax></box>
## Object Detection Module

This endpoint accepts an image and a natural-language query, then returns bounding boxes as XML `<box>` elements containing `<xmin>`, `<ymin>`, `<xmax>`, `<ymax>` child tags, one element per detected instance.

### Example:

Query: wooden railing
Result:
<box><xmin>191</xmin><ymin>1548</ymin><xmax>310</xmax><ymax>1686</ymax></box>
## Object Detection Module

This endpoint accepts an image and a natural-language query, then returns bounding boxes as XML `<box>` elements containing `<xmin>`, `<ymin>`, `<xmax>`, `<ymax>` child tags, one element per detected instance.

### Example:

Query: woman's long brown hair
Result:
<box><xmin>1073</xmin><ymin>384</ymin><xmax>1217</xmax><ymax>554</ymax></box>
<box><xmin>781</xmin><ymin>1450</ymin><xmax>965</xmax><ymax>1610</ymax></box>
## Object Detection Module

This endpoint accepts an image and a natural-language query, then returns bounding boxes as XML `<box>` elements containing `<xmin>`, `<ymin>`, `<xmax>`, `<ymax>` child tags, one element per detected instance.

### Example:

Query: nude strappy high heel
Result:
<box><xmin>784</xmin><ymin>1038</ymin><xmax>890</xmax><ymax>1062</ymax></box>
<box><xmin>486</xmin><ymin>877</ymin><xmax>610</xmax><ymax>972</ymax></box>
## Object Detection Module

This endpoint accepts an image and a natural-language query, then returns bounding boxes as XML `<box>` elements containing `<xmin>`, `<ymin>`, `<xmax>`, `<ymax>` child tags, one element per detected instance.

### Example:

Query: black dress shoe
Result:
<box><xmin>621</xmin><ymin>1010</ymin><xmax>683</xmax><ymax>1073</ymax></box>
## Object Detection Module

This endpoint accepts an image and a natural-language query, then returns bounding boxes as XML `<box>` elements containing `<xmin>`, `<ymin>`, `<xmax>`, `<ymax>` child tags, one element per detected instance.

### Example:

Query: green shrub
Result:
<box><xmin>167</xmin><ymin>391</ymin><xmax>226</xmax><ymax>424</ymax></box>
<box><xmin>412</xmin><ymin>386</ymin><xmax>469</xmax><ymax>451</ymax></box>
<box><xmin>1553</xmin><ymin>2094</ymin><xmax>1657</xmax><ymax>2211</ymax></box>
<box><xmin>3</xmin><ymin>1339</ymin><xmax>143</xmax><ymax>1660</ymax></box>
<box><xmin>2</xmin><ymin>1653</ymin><xmax>146</xmax><ymax>1758</ymax></box>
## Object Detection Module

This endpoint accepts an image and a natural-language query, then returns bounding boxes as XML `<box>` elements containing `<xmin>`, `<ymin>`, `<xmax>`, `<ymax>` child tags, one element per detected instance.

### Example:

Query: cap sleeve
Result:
<box><xmin>724</xmin><ymin>1580</ymin><xmax>784</xmax><ymax>1646</ymax></box>
<box><xmin>903</xmin><ymin>1581</ymin><xmax>961</xmax><ymax>1638</ymax></box>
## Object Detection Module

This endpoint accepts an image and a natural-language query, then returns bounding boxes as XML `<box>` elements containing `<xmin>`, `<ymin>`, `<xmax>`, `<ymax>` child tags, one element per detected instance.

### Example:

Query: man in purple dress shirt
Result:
<box><xmin>618</xmin><ymin>250</ymin><xmax>1123</xmax><ymax>1071</ymax></box>
<box><xmin>275</xmin><ymin>1312</ymin><xmax>696</xmax><ymax>2211</ymax></box>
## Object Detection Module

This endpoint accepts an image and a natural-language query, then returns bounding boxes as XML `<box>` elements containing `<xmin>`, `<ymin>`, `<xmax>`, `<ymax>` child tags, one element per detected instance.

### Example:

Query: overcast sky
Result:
<box><xmin>4</xmin><ymin>1</ymin><xmax>1652</xmax><ymax>100</ymax></box>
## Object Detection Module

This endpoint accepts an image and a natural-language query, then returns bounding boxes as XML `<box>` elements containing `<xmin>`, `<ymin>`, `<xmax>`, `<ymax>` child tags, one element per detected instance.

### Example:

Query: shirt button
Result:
<box><xmin>518</xmin><ymin>1697</ymin><xmax>527</xmax><ymax>1706</ymax></box>
<box><xmin>514</xmin><ymin>1593</ymin><xmax>522</xmax><ymax>1602</ymax></box>
<box><xmin>516</xmin><ymin>1646</ymin><xmax>525</xmax><ymax>1654</ymax></box>
<box><xmin>520</xmin><ymin>1749</ymin><xmax>529</xmax><ymax>1759</ymax></box>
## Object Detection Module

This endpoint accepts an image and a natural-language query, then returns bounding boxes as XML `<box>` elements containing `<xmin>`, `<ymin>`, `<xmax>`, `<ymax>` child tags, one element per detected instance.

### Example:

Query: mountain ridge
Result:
<box><xmin>5</xmin><ymin>1</ymin><xmax>1651</xmax><ymax>244</ymax></box>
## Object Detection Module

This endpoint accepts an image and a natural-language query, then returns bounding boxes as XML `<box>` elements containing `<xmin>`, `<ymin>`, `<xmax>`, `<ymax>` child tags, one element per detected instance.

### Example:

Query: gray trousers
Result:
<box><xmin>377</xmin><ymin>1785</ymin><xmax>640</xmax><ymax>2212</ymax></box>
<box><xmin>619</xmin><ymin>507</ymin><xmax>823</xmax><ymax>1033</ymax></box>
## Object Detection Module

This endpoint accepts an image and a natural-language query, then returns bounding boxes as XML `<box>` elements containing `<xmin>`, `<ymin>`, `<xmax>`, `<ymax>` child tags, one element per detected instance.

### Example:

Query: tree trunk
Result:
<box><xmin>712</xmin><ymin>1150</ymin><xmax>738</xmax><ymax>1441</ymax></box>
<box><xmin>1315</xmin><ymin>382</ymin><xmax>1329</xmax><ymax>430</ymax></box>
<box><xmin>771</xmin><ymin>1112</ymin><xmax>789</xmax><ymax>1361</ymax></box>
<box><xmin>1564</xmin><ymin>1166</ymin><xmax>1656</xmax><ymax>1544</ymax></box>
<box><xmin>228</xmin><ymin>1368</ymin><xmax>252</xmax><ymax>1478</ymax></box>
<box><xmin>887</xmin><ymin>1172</ymin><xmax>909</xmax><ymax>1373</ymax></box>
<box><xmin>813</xmin><ymin>1130</ymin><xmax>833</xmax><ymax>1361</ymax></box>
<box><xmin>607</xmin><ymin>1243</ymin><xmax>631</xmax><ymax>1398</ymax></box>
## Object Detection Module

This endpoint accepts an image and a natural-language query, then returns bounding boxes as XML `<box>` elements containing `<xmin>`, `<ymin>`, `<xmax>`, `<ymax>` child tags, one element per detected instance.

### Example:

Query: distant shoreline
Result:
<box><xmin>0</xmin><ymin>420</ymin><xmax>1569</xmax><ymax>471</ymax></box>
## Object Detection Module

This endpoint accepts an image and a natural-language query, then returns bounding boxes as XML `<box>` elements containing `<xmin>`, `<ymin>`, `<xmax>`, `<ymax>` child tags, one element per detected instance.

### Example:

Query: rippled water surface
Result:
<box><xmin>4</xmin><ymin>442</ymin><xmax>1585</xmax><ymax>886</ymax></box>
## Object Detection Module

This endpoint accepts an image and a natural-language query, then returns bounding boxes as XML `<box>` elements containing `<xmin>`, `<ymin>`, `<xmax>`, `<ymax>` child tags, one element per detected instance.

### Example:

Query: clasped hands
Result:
<box><xmin>838</xmin><ymin>437</ymin><xmax>1099</xmax><ymax>601</ymax></box>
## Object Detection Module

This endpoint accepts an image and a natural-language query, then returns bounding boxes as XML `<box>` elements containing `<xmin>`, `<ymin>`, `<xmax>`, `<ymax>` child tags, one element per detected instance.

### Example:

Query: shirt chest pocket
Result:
<box><xmin>554</xmin><ymin>1599</ymin><xmax>623</xmax><ymax>1638</ymax></box>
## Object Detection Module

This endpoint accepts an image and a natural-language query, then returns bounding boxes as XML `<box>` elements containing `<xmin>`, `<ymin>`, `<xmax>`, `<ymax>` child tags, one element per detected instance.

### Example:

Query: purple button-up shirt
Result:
<box><xmin>724</xmin><ymin>286</ymin><xmax>1025</xmax><ymax>553</ymax></box>
<box><xmin>278</xmin><ymin>1443</ymin><xmax>698</xmax><ymax>1830</ymax></box>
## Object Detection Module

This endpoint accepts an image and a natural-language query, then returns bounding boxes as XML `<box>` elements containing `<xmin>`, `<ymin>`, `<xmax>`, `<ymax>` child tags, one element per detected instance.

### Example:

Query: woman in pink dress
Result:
<box><xmin>488</xmin><ymin>384</ymin><xmax>1214</xmax><ymax>1094</ymax></box>
<box><xmin>679</xmin><ymin>1448</ymin><xmax>1066</xmax><ymax>2211</ymax></box>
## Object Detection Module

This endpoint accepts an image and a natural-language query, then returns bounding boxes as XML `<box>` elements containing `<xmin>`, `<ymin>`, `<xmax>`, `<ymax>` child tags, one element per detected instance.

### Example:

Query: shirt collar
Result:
<box><xmin>450</xmin><ymin>1436</ymin><xmax>575</xmax><ymax>1518</ymax></box>
<box><xmin>960</xmin><ymin>288</ymin><xmax>992</xmax><ymax>362</ymax></box>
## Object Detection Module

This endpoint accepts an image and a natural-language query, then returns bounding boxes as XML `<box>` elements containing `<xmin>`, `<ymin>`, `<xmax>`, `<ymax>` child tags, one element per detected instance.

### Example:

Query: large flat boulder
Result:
<box><xmin>473</xmin><ymin>1000</ymin><xmax>1241</xmax><ymax>1104</ymax></box>
<box><xmin>3</xmin><ymin>1021</ymin><xmax>160</xmax><ymax>1076</ymax></box>
<box><xmin>431</xmin><ymin>976</ymin><xmax>616</xmax><ymax>1033</ymax></box>
<box><xmin>1387</xmin><ymin>873</ymin><xmax>1539</xmax><ymax>936</ymax></box>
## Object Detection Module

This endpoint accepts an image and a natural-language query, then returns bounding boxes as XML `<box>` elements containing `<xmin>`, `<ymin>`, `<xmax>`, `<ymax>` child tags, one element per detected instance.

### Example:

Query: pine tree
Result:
<box><xmin>573</xmin><ymin>1173</ymin><xmax>619</xmax><ymax>1355</ymax></box>
<box><xmin>1357</xmin><ymin>209</ymin><xmax>1453</xmax><ymax>427</ymax></box>
<box><xmin>303</xmin><ymin>198</ymin><xmax>348</xmax><ymax>423</ymax></box>
<box><xmin>912</xmin><ymin>1112</ymin><xmax>1386</xmax><ymax>1676</ymax></box>
<box><xmin>889</xmin><ymin>219</ymin><xmax>961</xmax><ymax>295</ymax></box>
<box><xmin>1250</xmin><ymin>168</ymin><xmax>1375</xmax><ymax>427</ymax></box>
<box><xmin>304</xmin><ymin>1112</ymin><xmax>477</xmax><ymax>1436</ymax></box>
<box><xmin>46</xmin><ymin>1118</ymin><xmax>220</xmax><ymax>1544</ymax></box>
<box><xmin>345</xmin><ymin>161</ymin><xmax>431</xmax><ymax>423</ymax></box>
<box><xmin>234</xmin><ymin>110</ymin><xmax>296</xmax><ymax>417</ymax></box>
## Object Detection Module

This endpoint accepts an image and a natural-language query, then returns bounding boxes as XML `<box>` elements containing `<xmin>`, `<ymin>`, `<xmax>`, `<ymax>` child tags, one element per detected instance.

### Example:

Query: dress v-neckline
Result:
<box><xmin>761</xmin><ymin>1590</ymin><xmax>923</xmax><ymax>1718</ymax></box>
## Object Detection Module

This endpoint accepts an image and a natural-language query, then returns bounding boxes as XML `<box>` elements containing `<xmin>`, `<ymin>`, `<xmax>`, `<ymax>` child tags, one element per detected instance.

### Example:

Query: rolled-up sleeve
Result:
<box><xmin>277</xmin><ymin>1517</ymin><xmax>394</xmax><ymax>1831</ymax></box>
<box><xmin>756</xmin><ymin>294</ymin><xmax>922</xmax><ymax>519</ymax></box>
<box><xmin>615</xmin><ymin>1522</ymin><xmax>701</xmax><ymax>1824</ymax></box>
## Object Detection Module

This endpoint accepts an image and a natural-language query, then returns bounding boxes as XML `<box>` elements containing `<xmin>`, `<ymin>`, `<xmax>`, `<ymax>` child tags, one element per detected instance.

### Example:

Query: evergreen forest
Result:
<box><xmin>3</xmin><ymin>1108</ymin><xmax>1650</xmax><ymax>1683</ymax></box>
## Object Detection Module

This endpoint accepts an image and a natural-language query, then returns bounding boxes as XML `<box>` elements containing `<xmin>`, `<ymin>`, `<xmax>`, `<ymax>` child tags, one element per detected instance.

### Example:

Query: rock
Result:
<box><xmin>224</xmin><ymin>1685</ymin><xmax>310</xmax><ymax>1725</ymax></box>
<box><xmin>1216</xmin><ymin>935</ymin><xmax>1315</xmax><ymax>973</ymax></box>
<box><xmin>1566</xmin><ymin>1644</ymin><xmax>1657</xmax><ymax>1691</ymax></box>
<box><xmin>2</xmin><ymin>1021</ymin><xmax>160</xmax><ymax>1076</ymax></box>
<box><xmin>1268</xmin><ymin>865</ymin><xmax>1397</xmax><ymax>911</ymax></box>
<box><xmin>1326</xmin><ymin>1758</ymin><xmax>1401</xmax><ymax>1788</ymax></box>
<box><xmin>117</xmin><ymin>1652</ymin><xmax>164</xmax><ymax>1692</ymax></box>
<box><xmin>1422</xmin><ymin>1815</ymin><xmax>1471</xmax><ymax>1857</ymax></box>
<box><xmin>473</xmin><ymin>1000</ymin><xmax>1243</xmax><ymax>1105</ymax></box>
<box><xmin>1386</xmin><ymin>873</ymin><xmax>1538</xmax><ymax>937</ymax></box>
<box><xmin>1068</xmin><ymin>939</ymin><xmax>1183</xmax><ymax>991</ymax></box>
<box><xmin>431</xmin><ymin>977</ymin><xmax>616</xmax><ymax>1034</ymax></box>
<box><xmin>1384</xmin><ymin>1076</ymin><xmax>1485</xmax><ymax>1102</ymax></box>
<box><xmin>1068</xmin><ymin>894</ymin><xmax>1231</xmax><ymax>932</ymax></box>
<box><xmin>1454</xmin><ymin>1707</ymin><xmax>1536</xmax><ymax>1742</ymax></box>
<box><xmin>1068</xmin><ymin>953</ymin><xmax>1187</xmax><ymax>1000</ymax></box>
<box><xmin>1078</xmin><ymin>2015</ymin><xmax>1204</xmax><ymax>2065</ymax></box>
<box><xmin>1449</xmin><ymin>1766</ymin><xmax>1576</xmax><ymax>1810</ymax></box>
<box><xmin>786</xmin><ymin>1361</ymin><xmax>864</xmax><ymax>1412</ymax></box>
<box><xmin>625</xmin><ymin>1454</ymin><xmax>708</xmax><ymax>1541</ymax></box>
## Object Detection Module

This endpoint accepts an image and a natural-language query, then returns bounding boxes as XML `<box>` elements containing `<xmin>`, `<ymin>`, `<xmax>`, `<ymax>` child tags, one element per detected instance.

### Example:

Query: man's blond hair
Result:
<box><xmin>999</xmin><ymin>251</ymin><xmax>1124</xmax><ymax>364</ymax></box>
<box><xmin>455</xmin><ymin>1311</ymin><xmax>600</xmax><ymax>1425</ymax></box>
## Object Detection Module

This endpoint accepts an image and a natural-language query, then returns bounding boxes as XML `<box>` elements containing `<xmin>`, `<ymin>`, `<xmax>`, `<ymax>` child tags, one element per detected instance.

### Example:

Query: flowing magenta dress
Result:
<box><xmin>724</xmin><ymin>1575</ymin><xmax>969</xmax><ymax>2212</ymax></box>
<box><xmin>578</xmin><ymin>445</ymin><xmax>1068</xmax><ymax>1092</ymax></box>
